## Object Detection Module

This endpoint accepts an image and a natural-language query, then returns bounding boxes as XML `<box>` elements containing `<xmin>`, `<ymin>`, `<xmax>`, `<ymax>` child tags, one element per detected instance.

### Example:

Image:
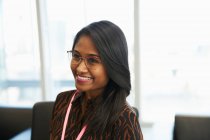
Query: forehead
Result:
<box><xmin>74</xmin><ymin>35</ymin><xmax>99</xmax><ymax>55</ymax></box>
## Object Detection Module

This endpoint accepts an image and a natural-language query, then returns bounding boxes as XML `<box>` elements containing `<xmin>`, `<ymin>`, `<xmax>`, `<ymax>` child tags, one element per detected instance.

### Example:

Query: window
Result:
<box><xmin>0</xmin><ymin>0</ymin><xmax>135</xmax><ymax>107</ymax></box>
<box><xmin>139</xmin><ymin>0</ymin><xmax>210</xmax><ymax>139</ymax></box>
<box><xmin>0</xmin><ymin>0</ymin><xmax>41</xmax><ymax>106</ymax></box>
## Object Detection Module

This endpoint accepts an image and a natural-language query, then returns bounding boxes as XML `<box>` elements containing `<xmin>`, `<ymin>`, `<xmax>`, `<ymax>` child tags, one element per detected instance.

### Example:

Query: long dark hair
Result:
<box><xmin>72</xmin><ymin>20</ymin><xmax>131</xmax><ymax>134</ymax></box>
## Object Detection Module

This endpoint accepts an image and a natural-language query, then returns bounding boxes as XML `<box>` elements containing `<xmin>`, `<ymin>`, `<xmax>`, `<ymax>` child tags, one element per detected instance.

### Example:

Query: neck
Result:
<box><xmin>84</xmin><ymin>89</ymin><xmax>104</xmax><ymax>100</ymax></box>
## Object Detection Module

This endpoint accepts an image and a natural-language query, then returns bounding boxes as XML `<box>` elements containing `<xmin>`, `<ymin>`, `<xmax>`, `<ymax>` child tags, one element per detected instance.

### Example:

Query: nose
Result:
<box><xmin>76</xmin><ymin>59</ymin><xmax>88</xmax><ymax>72</ymax></box>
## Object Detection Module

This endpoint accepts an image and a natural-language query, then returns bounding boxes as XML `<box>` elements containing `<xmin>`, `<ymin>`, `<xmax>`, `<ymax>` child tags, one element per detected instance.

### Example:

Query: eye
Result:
<box><xmin>72</xmin><ymin>52</ymin><xmax>81</xmax><ymax>61</ymax></box>
<box><xmin>87</xmin><ymin>57</ymin><xmax>101</xmax><ymax>65</ymax></box>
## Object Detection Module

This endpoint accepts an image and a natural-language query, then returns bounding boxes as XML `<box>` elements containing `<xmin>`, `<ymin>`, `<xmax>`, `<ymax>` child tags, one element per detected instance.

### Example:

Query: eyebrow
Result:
<box><xmin>73</xmin><ymin>50</ymin><xmax>100</xmax><ymax>58</ymax></box>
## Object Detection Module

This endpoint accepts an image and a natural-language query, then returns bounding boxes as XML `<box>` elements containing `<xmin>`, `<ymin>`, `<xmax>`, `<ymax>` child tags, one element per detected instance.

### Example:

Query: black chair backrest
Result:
<box><xmin>31</xmin><ymin>101</ymin><xmax>54</xmax><ymax>140</ymax></box>
<box><xmin>0</xmin><ymin>107</ymin><xmax>32</xmax><ymax>139</ymax></box>
<box><xmin>173</xmin><ymin>115</ymin><xmax>210</xmax><ymax>140</ymax></box>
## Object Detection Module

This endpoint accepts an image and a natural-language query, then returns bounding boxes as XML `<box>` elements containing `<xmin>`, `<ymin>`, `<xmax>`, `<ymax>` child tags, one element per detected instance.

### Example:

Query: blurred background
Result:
<box><xmin>0</xmin><ymin>0</ymin><xmax>210</xmax><ymax>139</ymax></box>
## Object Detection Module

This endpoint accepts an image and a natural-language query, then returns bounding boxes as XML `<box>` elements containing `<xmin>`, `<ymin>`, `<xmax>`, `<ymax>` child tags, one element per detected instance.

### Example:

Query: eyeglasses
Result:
<box><xmin>67</xmin><ymin>50</ymin><xmax>102</xmax><ymax>70</ymax></box>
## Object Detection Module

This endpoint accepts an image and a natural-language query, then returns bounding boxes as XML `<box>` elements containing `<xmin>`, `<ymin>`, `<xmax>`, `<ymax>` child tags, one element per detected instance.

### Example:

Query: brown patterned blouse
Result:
<box><xmin>50</xmin><ymin>90</ymin><xmax>143</xmax><ymax>140</ymax></box>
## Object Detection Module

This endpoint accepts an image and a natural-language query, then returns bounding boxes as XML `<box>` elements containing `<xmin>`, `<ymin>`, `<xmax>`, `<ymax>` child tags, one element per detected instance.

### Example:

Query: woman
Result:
<box><xmin>50</xmin><ymin>20</ymin><xmax>143</xmax><ymax>140</ymax></box>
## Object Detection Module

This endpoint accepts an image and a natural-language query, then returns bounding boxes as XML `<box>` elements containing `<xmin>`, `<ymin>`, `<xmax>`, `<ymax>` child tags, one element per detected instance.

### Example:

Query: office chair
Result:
<box><xmin>173</xmin><ymin>115</ymin><xmax>210</xmax><ymax>140</ymax></box>
<box><xmin>31</xmin><ymin>101</ymin><xmax>54</xmax><ymax>140</ymax></box>
<box><xmin>0</xmin><ymin>107</ymin><xmax>32</xmax><ymax>140</ymax></box>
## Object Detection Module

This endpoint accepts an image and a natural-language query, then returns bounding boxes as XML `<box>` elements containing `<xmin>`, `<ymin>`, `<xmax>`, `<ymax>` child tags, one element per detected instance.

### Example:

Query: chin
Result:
<box><xmin>75</xmin><ymin>85</ymin><xmax>90</xmax><ymax>92</ymax></box>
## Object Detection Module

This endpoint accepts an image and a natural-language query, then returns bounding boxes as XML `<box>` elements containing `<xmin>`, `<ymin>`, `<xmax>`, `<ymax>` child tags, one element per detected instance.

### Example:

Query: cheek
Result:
<box><xmin>96</xmin><ymin>70</ymin><xmax>109</xmax><ymax>85</ymax></box>
<box><xmin>102</xmin><ymin>76</ymin><xmax>109</xmax><ymax>86</ymax></box>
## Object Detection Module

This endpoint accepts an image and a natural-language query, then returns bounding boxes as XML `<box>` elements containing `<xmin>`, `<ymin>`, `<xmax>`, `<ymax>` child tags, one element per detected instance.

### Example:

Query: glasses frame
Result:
<box><xmin>67</xmin><ymin>50</ymin><xmax>102</xmax><ymax>70</ymax></box>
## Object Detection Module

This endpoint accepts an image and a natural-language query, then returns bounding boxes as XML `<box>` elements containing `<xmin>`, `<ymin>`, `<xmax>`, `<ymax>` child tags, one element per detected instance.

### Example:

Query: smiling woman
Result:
<box><xmin>50</xmin><ymin>20</ymin><xmax>143</xmax><ymax>140</ymax></box>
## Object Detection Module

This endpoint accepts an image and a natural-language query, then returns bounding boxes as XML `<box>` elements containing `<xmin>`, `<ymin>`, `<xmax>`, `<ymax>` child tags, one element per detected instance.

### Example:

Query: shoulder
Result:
<box><xmin>118</xmin><ymin>103</ymin><xmax>139</xmax><ymax>126</ymax></box>
<box><xmin>53</xmin><ymin>90</ymin><xmax>77</xmax><ymax>111</ymax></box>
<box><xmin>113</xmin><ymin>103</ymin><xmax>143</xmax><ymax>140</ymax></box>
<box><xmin>55</xmin><ymin>90</ymin><xmax>76</xmax><ymax>102</ymax></box>
<box><xmin>51</xmin><ymin>90</ymin><xmax>78</xmax><ymax>119</ymax></box>
<box><xmin>122</xmin><ymin>104</ymin><xmax>138</xmax><ymax>117</ymax></box>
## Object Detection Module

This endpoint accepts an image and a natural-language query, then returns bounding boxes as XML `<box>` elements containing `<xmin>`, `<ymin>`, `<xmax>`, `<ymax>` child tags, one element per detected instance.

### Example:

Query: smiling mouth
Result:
<box><xmin>76</xmin><ymin>75</ymin><xmax>93</xmax><ymax>82</ymax></box>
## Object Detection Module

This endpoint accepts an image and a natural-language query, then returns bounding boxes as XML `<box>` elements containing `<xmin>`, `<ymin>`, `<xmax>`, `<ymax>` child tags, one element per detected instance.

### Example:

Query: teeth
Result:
<box><xmin>77</xmin><ymin>75</ymin><xmax>92</xmax><ymax>80</ymax></box>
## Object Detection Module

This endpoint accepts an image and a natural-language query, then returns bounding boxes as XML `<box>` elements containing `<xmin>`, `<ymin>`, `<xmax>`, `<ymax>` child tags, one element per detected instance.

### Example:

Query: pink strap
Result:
<box><xmin>61</xmin><ymin>92</ymin><xmax>76</xmax><ymax>140</ymax></box>
<box><xmin>61</xmin><ymin>91</ymin><xmax>87</xmax><ymax>140</ymax></box>
<box><xmin>76</xmin><ymin>125</ymin><xmax>87</xmax><ymax>140</ymax></box>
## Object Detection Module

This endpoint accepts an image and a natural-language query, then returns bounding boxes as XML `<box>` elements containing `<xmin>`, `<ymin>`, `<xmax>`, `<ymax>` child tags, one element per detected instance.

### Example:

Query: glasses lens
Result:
<box><xmin>68</xmin><ymin>51</ymin><xmax>79</xmax><ymax>64</ymax></box>
<box><xmin>67</xmin><ymin>50</ymin><xmax>101</xmax><ymax>70</ymax></box>
<box><xmin>86</xmin><ymin>57</ymin><xmax>101</xmax><ymax>65</ymax></box>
